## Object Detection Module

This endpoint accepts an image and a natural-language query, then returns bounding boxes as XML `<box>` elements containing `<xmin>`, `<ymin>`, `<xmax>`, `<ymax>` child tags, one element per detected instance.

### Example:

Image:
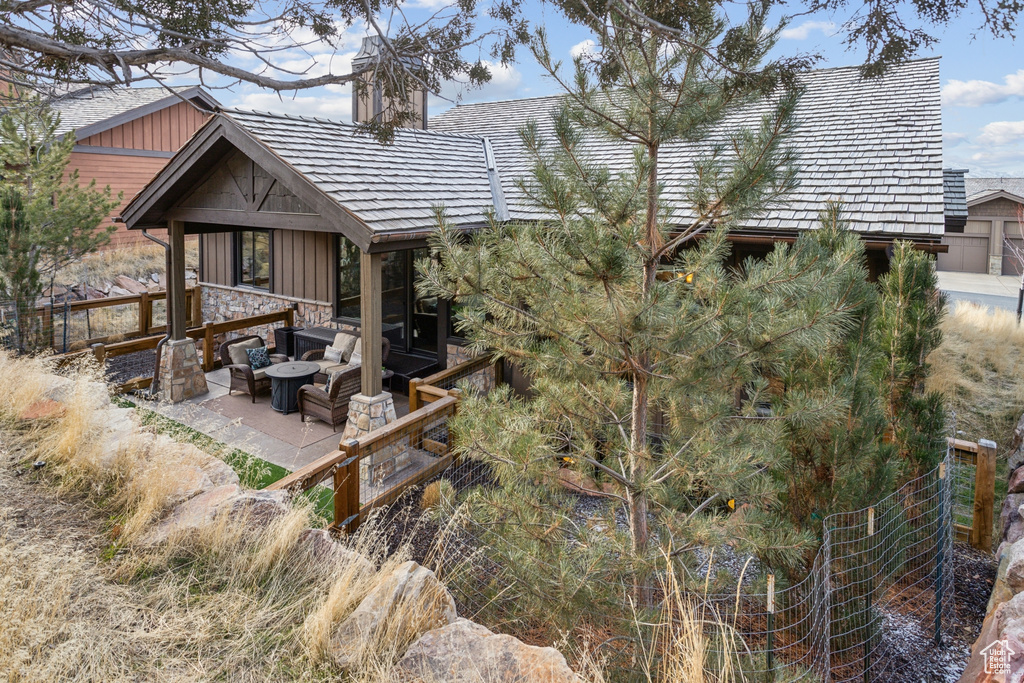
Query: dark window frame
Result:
<box><xmin>234</xmin><ymin>229</ymin><xmax>273</xmax><ymax>291</ymax></box>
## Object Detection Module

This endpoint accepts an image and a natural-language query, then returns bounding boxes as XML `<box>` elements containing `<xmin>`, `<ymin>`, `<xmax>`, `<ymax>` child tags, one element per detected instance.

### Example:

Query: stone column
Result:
<box><xmin>341</xmin><ymin>391</ymin><xmax>398</xmax><ymax>440</ymax></box>
<box><xmin>158</xmin><ymin>337</ymin><xmax>208</xmax><ymax>403</ymax></box>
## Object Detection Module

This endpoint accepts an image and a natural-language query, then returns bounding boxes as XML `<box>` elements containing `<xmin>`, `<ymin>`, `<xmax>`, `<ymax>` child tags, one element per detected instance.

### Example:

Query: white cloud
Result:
<box><xmin>976</xmin><ymin>120</ymin><xmax>1024</xmax><ymax>146</ymax></box>
<box><xmin>942</xmin><ymin>70</ymin><xmax>1024</xmax><ymax>107</ymax></box>
<box><xmin>436</xmin><ymin>61</ymin><xmax>523</xmax><ymax>106</ymax></box>
<box><xmin>570</xmin><ymin>39</ymin><xmax>597</xmax><ymax>59</ymax></box>
<box><xmin>943</xmin><ymin>132</ymin><xmax>968</xmax><ymax>147</ymax></box>
<box><xmin>230</xmin><ymin>90</ymin><xmax>353</xmax><ymax>121</ymax></box>
<box><xmin>780</xmin><ymin>20</ymin><xmax>836</xmax><ymax>41</ymax></box>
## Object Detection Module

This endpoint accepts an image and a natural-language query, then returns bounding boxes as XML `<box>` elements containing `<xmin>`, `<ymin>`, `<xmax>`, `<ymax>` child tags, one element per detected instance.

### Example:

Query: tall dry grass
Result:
<box><xmin>927</xmin><ymin>301</ymin><xmax>1024</xmax><ymax>445</ymax></box>
<box><xmin>0</xmin><ymin>351</ymin><xmax>460</xmax><ymax>682</ymax></box>
<box><xmin>56</xmin><ymin>241</ymin><xmax>198</xmax><ymax>290</ymax></box>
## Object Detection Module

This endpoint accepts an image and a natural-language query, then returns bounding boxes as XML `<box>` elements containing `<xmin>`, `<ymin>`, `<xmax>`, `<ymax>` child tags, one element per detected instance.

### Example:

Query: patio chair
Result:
<box><xmin>301</xmin><ymin>333</ymin><xmax>390</xmax><ymax>384</ymax></box>
<box><xmin>297</xmin><ymin>364</ymin><xmax>361</xmax><ymax>431</ymax></box>
<box><xmin>221</xmin><ymin>335</ymin><xmax>288</xmax><ymax>403</ymax></box>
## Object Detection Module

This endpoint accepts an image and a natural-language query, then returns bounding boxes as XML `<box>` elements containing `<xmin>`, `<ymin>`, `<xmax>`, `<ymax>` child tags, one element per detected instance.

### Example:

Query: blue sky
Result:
<box><xmin>206</xmin><ymin>2</ymin><xmax>1023</xmax><ymax>177</ymax></box>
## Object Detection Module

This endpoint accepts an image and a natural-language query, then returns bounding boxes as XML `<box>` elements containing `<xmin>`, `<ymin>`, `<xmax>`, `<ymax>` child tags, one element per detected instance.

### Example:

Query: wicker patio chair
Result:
<box><xmin>297</xmin><ymin>364</ymin><xmax>361</xmax><ymax>431</ymax></box>
<box><xmin>221</xmin><ymin>334</ymin><xmax>288</xmax><ymax>403</ymax></box>
<box><xmin>301</xmin><ymin>335</ymin><xmax>390</xmax><ymax>384</ymax></box>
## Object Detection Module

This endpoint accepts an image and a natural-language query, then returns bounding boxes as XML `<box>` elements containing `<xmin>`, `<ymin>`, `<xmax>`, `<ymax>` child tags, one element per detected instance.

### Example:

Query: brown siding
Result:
<box><xmin>65</xmin><ymin>151</ymin><xmax>173</xmax><ymax>248</ymax></box>
<box><xmin>200</xmin><ymin>232</ymin><xmax>234</xmax><ymax>286</ymax></box>
<box><xmin>272</xmin><ymin>230</ymin><xmax>334</xmax><ymax>302</ymax></box>
<box><xmin>78</xmin><ymin>101</ymin><xmax>209</xmax><ymax>152</ymax></box>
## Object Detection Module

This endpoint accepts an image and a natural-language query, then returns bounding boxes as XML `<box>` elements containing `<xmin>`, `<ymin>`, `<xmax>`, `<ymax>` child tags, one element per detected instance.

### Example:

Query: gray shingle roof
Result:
<box><xmin>965</xmin><ymin>177</ymin><xmax>1024</xmax><ymax>203</ymax></box>
<box><xmin>48</xmin><ymin>85</ymin><xmax>213</xmax><ymax>138</ymax></box>
<box><xmin>944</xmin><ymin>169</ymin><xmax>968</xmax><ymax>223</ymax></box>
<box><xmin>431</xmin><ymin>58</ymin><xmax>945</xmax><ymax>237</ymax></box>
<box><xmin>224</xmin><ymin>109</ymin><xmax>496</xmax><ymax>234</ymax></box>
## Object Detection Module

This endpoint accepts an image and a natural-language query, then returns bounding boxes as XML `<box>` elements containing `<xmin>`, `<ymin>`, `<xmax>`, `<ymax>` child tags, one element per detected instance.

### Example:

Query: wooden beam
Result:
<box><xmin>168</xmin><ymin>220</ymin><xmax>187</xmax><ymax>341</ymax></box>
<box><xmin>973</xmin><ymin>439</ymin><xmax>997</xmax><ymax>552</ymax></box>
<box><xmin>359</xmin><ymin>250</ymin><xmax>383</xmax><ymax>397</ymax></box>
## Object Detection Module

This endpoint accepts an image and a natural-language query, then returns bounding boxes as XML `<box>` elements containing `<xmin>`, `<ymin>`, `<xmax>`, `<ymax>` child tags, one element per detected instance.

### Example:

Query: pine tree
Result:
<box><xmin>873</xmin><ymin>241</ymin><xmax>947</xmax><ymax>475</ymax></box>
<box><xmin>0</xmin><ymin>95</ymin><xmax>120</xmax><ymax>350</ymax></box>
<box><xmin>420</xmin><ymin>3</ymin><xmax>875</xmax><ymax>599</ymax></box>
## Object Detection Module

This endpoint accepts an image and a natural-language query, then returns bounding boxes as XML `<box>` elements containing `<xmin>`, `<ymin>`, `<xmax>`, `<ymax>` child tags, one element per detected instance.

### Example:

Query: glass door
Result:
<box><xmin>410</xmin><ymin>248</ymin><xmax>437</xmax><ymax>355</ymax></box>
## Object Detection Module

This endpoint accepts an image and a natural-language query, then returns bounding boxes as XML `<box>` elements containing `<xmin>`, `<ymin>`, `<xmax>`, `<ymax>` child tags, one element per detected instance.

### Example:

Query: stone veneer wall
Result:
<box><xmin>446</xmin><ymin>343</ymin><xmax>496</xmax><ymax>394</ymax></box>
<box><xmin>201</xmin><ymin>283</ymin><xmax>344</xmax><ymax>356</ymax></box>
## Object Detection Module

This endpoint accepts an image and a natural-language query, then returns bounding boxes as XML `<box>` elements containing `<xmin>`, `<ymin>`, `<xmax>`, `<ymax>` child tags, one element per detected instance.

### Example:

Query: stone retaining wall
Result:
<box><xmin>960</xmin><ymin>413</ymin><xmax>1024</xmax><ymax>682</ymax></box>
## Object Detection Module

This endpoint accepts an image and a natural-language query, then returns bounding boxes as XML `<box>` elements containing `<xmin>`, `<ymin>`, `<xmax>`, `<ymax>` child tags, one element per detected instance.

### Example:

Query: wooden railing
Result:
<box><xmin>267</xmin><ymin>394</ymin><xmax>460</xmax><ymax>533</ymax></box>
<box><xmin>408</xmin><ymin>352</ymin><xmax>502</xmax><ymax>412</ymax></box>
<box><xmin>949</xmin><ymin>437</ymin><xmax>997</xmax><ymax>551</ymax></box>
<box><xmin>31</xmin><ymin>286</ymin><xmax>201</xmax><ymax>351</ymax></box>
<box><xmin>56</xmin><ymin>307</ymin><xmax>295</xmax><ymax>393</ymax></box>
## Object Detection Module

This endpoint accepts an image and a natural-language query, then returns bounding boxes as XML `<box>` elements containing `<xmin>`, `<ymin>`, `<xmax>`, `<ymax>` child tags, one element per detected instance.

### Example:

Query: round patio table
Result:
<box><xmin>265</xmin><ymin>361</ymin><xmax>321</xmax><ymax>414</ymax></box>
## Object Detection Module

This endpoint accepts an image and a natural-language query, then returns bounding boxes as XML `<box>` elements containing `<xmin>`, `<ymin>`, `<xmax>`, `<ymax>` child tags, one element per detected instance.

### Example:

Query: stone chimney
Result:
<box><xmin>350</xmin><ymin>36</ymin><xmax>428</xmax><ymax>129</ymax></box>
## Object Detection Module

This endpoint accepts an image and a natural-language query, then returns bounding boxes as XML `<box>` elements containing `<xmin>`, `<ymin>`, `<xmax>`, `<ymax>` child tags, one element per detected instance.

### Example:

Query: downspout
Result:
<box><xmin>142</xmin><ymin>229</ymin><xmax>171</xmax><ymax>396</ymax></box>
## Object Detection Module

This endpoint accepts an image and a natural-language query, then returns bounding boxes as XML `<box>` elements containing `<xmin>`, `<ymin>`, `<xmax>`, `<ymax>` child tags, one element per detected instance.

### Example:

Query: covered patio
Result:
<box><xmin>118</xmin><ymin>107</ymin><xmax>503</xmax><ymax>446</ymax></box>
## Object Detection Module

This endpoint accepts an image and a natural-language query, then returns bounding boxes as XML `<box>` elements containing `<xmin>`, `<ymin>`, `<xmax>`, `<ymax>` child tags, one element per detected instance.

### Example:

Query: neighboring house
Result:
<box><xmin>937</xmin><ymin>177</ymin><xmax>1024</xmax><ymax>275</ymax></box>
<box><xmin>119</xmin><ymin>48</ymin><xmax>955</xmax><ymax>413</ymax></box>
<box><xmin>48</xmin><ymin>84</ymin><xmax>219</xmax><ymax>247</ymax></box>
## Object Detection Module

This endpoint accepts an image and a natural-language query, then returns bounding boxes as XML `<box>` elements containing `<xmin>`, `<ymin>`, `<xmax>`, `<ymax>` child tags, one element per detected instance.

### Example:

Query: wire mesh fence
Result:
<box><xmin>423</xmin><ymin>444</ymin><xmax>958</xmax><ymax>681</ymax></box>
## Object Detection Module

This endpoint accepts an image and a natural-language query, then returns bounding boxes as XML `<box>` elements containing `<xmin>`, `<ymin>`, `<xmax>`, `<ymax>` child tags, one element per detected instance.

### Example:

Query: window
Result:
<box><xmin>337</xmin><ymin>235</ymin><xmax>361</xmax><ymax>319</ymax></box>
<box><xmin>237</xmin><ymin>230</ymin><xmax>270</xmax><ymax>289</ymax></box>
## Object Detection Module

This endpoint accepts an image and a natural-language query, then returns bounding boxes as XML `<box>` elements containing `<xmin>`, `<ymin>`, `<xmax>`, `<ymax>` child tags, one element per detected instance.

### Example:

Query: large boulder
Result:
<box><xmin>1010</xmin><ymin>467</ymin><xmax>1024</xmax><ymax>495</ymax></box>
<box><xmin>331</xmin><ymin>560</ymin><xmax>457</xmax><ymax>669</ymax></box>
<box><xmin>1006</xmin><ymin>540</ymin><xmax>1024</xmax><ymax>595</ymax></box>
<box><xmin>395</xmin><ymin>618</ymin><xmax>582</xmax><ymax>683</ymax></box>
<box><xmin>143</xmin><ymin>484</ymin><xmax>290</xmax><ymax>545</ymax></box>
<box><xmin>1009</xmin><ymin>413</ymin><xmax>1024</xmax><ymax>471</ymax></box>
<box><xmin>114</xmin><ymin>274</ymin><xmax>149</xmax><ymax>295</ymax></box>
<box><xmin>1001</xmin><ymin>495</ymin><xmax>1024</xmax><ymax>545</ymax></box>
<box><xmin>296</xmin><ymin>529</ymin><xmax>374</xmax><ymax>578</ymax></box>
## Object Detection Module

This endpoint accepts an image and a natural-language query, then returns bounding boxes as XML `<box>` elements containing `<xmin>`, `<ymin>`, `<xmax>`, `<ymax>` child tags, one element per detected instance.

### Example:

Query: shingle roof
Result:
<box><xmin>224</xmin><ymin>109</ymin><xmax>497</xmax><ymax>234</ymax></box>
<box><xmin>431</xmin><ymin>58</ymin><xmax>945</xmax><ymax>237</ymax></box>
<box><xmin>965</xmin><ymin>177</ymin><xmax>1024</xmax><ymax>204</ymax></box>
<box><xmin>944</xmin><ymin>169</ymin><xmax>968</xmax><ymax>224</ymax></box>
<box><xmin>47</xmin><ymin>85</ymin><xmax>214</xmax><ymax>138</ymax></box>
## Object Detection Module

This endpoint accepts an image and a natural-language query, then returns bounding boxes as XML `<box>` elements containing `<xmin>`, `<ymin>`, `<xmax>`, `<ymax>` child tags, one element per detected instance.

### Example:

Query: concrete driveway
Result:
<box><xmin>936</xmin><ymin>272</ymin><xmax>1022</xmax><ymax>313</ymax></box>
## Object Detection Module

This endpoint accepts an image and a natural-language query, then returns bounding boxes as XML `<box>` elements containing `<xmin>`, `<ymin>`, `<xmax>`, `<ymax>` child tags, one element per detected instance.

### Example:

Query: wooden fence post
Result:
<box><xmin>91</xmin><ymin>342</ymin><xmax>106</xmax><ymax>364</ymax></box>
<box><xmin>973</xmin><ymin>439</ymin><xmax>997</xmax><ymax>551</ymax></box>
<box><xmin>138</xmin><ymin>291</ymin><xmax>151</xmax><ymax>337</ymax></box>
<box><xmin>408</xmin><ymin>378</ymin><xmax>421</xmax><ymax>413</ymax></box>
<box><xmin>202</xmin><ymin>322</ymin><xmax>215</xmax><ymax>372</ymax></box>
<box><xmin>335</xmin><ymin>439</ymin><xmax>362</xmax><ymax>534</ymax></box>
<box><xmin>191</xmin><ymin>286</ymin><xmax>202</xmax><ymax>328</ymax></box>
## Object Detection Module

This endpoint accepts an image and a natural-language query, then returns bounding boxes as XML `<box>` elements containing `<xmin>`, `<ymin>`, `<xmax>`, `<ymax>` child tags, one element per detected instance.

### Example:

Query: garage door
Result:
<box><xmin>938</xmin><ymin>235</ymin><xmax>989</xmax><ymax>273</ymax></box>
<box><xmin>1004</xmin><ymin>238</ymin><xmax>1024</xmax><ymax>276</ymax></box>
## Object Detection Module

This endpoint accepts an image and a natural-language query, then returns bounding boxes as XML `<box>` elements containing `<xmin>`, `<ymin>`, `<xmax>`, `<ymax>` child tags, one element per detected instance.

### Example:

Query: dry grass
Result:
<box><xmin>0</xmin><ymin>351</ymin><xmax>461</xmax><ymax>682</ymax></box>
<box><xmin>927</xmin><ymin>301</ymin><xmax>1024</xmax><ymax>446</ymax></box>
<box><xmin>56</xmin><ymin>241</ymin><xmax>198</xmax><ymax>290</ymax></box>
<box><xmin>420</xmin><ymin>478</ymin><xmax>455</xmax><ymax>512</ymax></box>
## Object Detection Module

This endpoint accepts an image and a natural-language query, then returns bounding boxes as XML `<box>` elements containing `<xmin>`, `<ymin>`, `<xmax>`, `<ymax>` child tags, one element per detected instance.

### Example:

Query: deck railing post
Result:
<box><xmin>91</xmin><ymin>342</ymin><xmax>106</xmax><ymax>364</ymax></box>
<box><xmin>191</xmin><ymin>286</ymin><xmax>203</xmax><ymax>328</ymax></box>
<box><xmin>409</xmin><ymin>378</ymin><xmax>421</xmax><ymax>413</ymax></box>
<box><xmin>202</xmin><ymin>321</ymin><xmax>215</xmax><ymax>372</ymax></box>
<box><xmin>139</xmin><ymin>291</ymin><xmax>151</xmax><ymax>337</ymax></box>
<box><xmin>335</xmin><ymin>439</ymin><xmax>362</xmax><ymax>534</ymax></box>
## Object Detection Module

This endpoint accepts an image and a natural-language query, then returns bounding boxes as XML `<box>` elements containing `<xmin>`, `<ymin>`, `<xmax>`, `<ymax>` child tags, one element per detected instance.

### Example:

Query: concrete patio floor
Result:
<box><xmin>126</xmin><ymin>367</ymin><xmax>410</xmax><ymax>473</ymax></box>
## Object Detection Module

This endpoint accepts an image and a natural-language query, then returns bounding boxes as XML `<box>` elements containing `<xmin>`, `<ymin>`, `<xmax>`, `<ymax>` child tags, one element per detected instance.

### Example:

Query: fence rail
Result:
<box><xmin>4</xmin><ymin>287</ymin><xmax>202</xmax><ymax>353</ymax></box>
<box><xmin>409</xmin><ymin>352</ymin><xmax>501</xmax><ymax>412</ymax></box>
<box><xmin>50</xmin><ymin>307</ymin><xmax>295</xmax><ymax>394</ymax></box>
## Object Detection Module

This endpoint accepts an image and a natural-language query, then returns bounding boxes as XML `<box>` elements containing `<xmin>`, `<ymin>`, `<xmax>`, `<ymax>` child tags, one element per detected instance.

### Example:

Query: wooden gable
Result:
<box><xmin>180</xmin><ymin>149</ymin><xmax>317</xmax><ymax>216</ymax></box>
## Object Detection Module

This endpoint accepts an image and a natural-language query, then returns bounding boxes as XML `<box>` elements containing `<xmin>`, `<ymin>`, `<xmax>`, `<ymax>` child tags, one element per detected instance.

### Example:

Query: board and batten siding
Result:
<box><xmin>78</xmin><ymin>101</ymin><xmax>209</xmax><ymax>153</ymax></box>
<box><xmin>200</xmin><ymin>230</ymin><xmax>336</xmax><ymax>305</ymax></box>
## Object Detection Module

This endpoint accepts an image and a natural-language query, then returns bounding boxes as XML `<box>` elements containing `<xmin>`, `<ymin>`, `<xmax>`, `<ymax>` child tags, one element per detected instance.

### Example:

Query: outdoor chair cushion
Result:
<box><xmin>324</xmin><ymin>346</ymin><xmax>344</xmax><ymax>364</ymax></box>
<box><xmin>332</xmin><ymin>332</ymin><xmax>358</xmax><ymax>361</ymax></box>
<box><xmin>315</xmin><ymin>359</ymin><xmax>346</xmax><ymax>375</ymax></box>
<box><xmin>247</xmin><ymin>346</ymin><xmax>272</xmax><ymax>369</ymax></box>
<box><xmin>228</xmin><ymin>337</ymin><xmax>262</xmax><ymax>366</ymax></box>
<box><xmin>348</xmin><ymin>344</ymin><xmax>362</xmax><ymax>367</ymax></box>
<box><xmin>251</xmin><ymin>367</ymin><xmax>268</xmax><ymax>381</ymax></box>
<box><xmin>324</xmin><ymin>368</ymin><xmax>346</xmax><ymax>394</ymax></box>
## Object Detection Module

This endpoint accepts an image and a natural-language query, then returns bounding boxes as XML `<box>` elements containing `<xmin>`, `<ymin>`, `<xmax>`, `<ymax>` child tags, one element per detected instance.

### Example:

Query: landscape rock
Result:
<box><xmin>1006</xmin><ymin>540</ymin><xmax>1024</xmax><ymax>595</ymax></box>
<box><xmin>331</xmin><ymin>560</ymin><xmax>457</xmax><ymax>669</ymax></box>
<box><xmin>114</xmin><ymin>275</ymin><xmax>149</xmax><ymax>295</ymax></box>
<box><xmin>1001</xmin><ymin>494</ymin><xmax>1024</xmax><ymax>544</ymax></box>
<box><xmin>1009</xmin><ymin>413</ymin><xmax>1024</xmax><ymax>471</ymax></box>
<box><xmin>296</xmin><ymin>528</ymin><xmax>374</xmax><ymax>577</ymax></box>
<box><xmin>151</xmin><ymin>436</ymin><xmax>239</xmax><ymax>488</ymax></box>
<box><xmin>1010</xmin><ymin>467</ymin><xmax>1024</xmax><ymax>495</ymax></box>
<box><xmin>108</xmin><ymin>285</ymin><xmax>131</xmax><ymax>297</ymax></box>
<box><xmin>395</xmin><ymin>618</ymin><xmax>582</xmax><ymax>683</ymax></box>
<box><xmin>18</xmin><ymin>398</ymin><xmax>66</xmax><ymax>421</ymax></box>
<box><xmin>143</xmin><ymin>484</ymin><xmax>290</xmax><ymax>545</ymax></box>
<box><xmin>959</xmin><ymin>610</ymin><xmax>1002</xmax><ymax>683</ymax></box>
<box><xmin>990</xmin><ymin>551</ymin><xmax>1014</xmax><ymax>614</ymax></box>
<box><xmin>43</xmin><ymin>375</ymin><xmax>111</xmax><ymax>411</ymax></box>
